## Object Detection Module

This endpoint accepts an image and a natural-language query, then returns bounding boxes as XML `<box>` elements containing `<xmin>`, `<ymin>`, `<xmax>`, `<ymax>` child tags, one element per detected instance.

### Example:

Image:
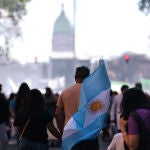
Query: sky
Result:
<box><xmin>11</xmin><ymin>0</ymin><xmax>150</xmax><ymax>64</ymax></box>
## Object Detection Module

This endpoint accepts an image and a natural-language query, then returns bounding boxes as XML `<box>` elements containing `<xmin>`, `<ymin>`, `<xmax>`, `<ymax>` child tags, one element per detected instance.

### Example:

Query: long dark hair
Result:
<box><xmin>120</xmin><ymin>88</ymin><xmax>150</xmax><ymax>120</ymax></box>
<box><xmin>15</xmin><ymin>82</ymin><xmax>30</xmax><ymax>113</ymax></box>
<box><xmin>22</xmin><ymin>89</ymin><xmax>45</xmax><ymax>118</ymax></box>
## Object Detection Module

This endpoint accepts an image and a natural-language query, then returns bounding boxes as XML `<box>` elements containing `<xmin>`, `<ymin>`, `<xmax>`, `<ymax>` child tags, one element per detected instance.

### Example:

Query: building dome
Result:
<box><xmin>52</xmin><ymin>5</ymin><xmax>74</xmax><ymax>53</ymax></box>
<box><xmin>53</xmin><ymin>8</ymin><xmax>72</xmax><ymax>35</ymax></box>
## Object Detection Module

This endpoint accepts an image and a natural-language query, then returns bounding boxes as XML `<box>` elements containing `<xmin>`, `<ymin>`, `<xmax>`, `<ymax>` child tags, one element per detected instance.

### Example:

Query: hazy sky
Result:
<box><xmin>11</xmin><ymin>0</ymin><xmax>150</xmax><ymax>64</ymax></box>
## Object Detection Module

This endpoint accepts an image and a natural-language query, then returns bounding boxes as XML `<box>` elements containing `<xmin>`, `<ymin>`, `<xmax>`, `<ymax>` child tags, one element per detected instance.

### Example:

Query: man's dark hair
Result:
<box><xmin>75</xmin><ymin>66</ymin><xmax>90</xmax><ymax>80</ymax></box>
<box><xmin>121</xmin><ymin>84</ymin><xmax>129</xmax><ymax>92</ymax></box>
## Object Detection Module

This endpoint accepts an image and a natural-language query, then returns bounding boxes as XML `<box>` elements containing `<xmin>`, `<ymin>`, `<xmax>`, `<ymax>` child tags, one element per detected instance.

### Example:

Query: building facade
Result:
<box><xmin>50</xmin><ymin>6</ymin><xmax>90</xmax><ymax>88</ymax></box>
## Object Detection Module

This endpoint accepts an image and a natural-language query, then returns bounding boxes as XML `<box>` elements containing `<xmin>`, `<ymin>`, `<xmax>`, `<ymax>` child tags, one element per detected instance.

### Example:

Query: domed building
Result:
<box><xmin>49</xmin><ymin>5</ymin><xmax>90</xmax><ymax>88</ymax></box>
<box><xmin>52</xmin><ymin>6</ymin><xmax>75</xmax><ymax>55</ymax></box>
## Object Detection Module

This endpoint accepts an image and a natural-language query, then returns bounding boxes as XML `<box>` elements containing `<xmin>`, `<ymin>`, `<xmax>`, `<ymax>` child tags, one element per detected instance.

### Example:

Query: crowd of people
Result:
<box><xmin>0</xmin><ymin>83</ymin><xmax>60</xmax><ymax>150</ymax></box>
<box><xmin>107</xmin><ymin>83</ymin><xmax>150</xmax><ymax>150</ymax></box>
<box><xmin>0</xmin><ymin>65</ymin><xmax>150</xmax><ymax>150</ymax></box>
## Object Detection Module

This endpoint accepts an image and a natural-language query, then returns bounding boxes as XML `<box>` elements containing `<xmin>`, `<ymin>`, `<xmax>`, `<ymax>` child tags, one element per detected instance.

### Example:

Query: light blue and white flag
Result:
<box><xmin>62</xmin><ymin>60</ymin><xmax>111</xmax><ymax>150</ymax></box>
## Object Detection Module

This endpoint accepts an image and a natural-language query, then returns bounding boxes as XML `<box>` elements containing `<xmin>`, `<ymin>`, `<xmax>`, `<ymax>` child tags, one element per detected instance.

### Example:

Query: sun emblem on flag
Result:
<box><xmin>88</xmin><ymin>99</ymin><xmax>104</xmax><ymax>114</ymax></box>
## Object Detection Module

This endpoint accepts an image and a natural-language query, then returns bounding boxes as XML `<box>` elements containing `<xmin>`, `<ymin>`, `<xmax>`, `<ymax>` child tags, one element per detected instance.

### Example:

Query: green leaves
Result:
<box><xmin>0</xmin><ymin>0</ymin><xmax>30</xmax><ymax>18</ymax></box>
<box><xmin>138</xmin><ymin>0</ymin><xmax>150</xmax><ymax>15</ymax></box>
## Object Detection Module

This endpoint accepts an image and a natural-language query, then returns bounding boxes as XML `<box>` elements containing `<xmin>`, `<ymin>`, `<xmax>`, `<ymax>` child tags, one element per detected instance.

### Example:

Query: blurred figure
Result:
<box><xmin>135</xmin><ymin>82</ymin><xmax>143</xmax><ymax>90</ymax></box>
<box><xmin>110</xmin><ymin>85</ymin><xmax>129</xmax><ymax>133</ymax></box>
<box><xmin>135</xmin><ymin>82</ymin><xmax>150</xmax><ymax>102</ymax></box>
<box><xmin>9</xmin><ymin>93</ymin><xmax>16</xmax><ymax>118</ymax></box>
<box><xmin>8</xmin><ymin>93</ymin><xmax>17</xmax><ymax>139</ymax></box>
<box><xmin>15</xmin><ymin>82</ymin><xmax>30</xmax><ymax>114</ymax></box>
<box><xmin>0</xmin><ymin>83</ymin><xmax>9</xmax><ymax>150</ymax></box>
<box><xmin>107</xmin><ymin>133</ymin><xmax>125</xmax><ymax>150</ymax></box>
<box><xmin>43</xmin><ymin>87</ymin><xmax>56</xmax><ymax>117</ymax></box>
<box><xmin>102</xmin><ymin>89</ymin><xmax>118</xmax><ymax>141</ymax></box>
<box><xmin>14</xmin><ymin>89</ymin><xmax>61</xmax><ymax>150</ymax></box>
<box><xmin>54</xmin><ymin>93</ymin><xmax>59</xmax><ymax>103</ymax></box>
<box><xmin>120</xmin><ymin>88</ymin><xmax>150</xmax><ymax>150</ymax></box>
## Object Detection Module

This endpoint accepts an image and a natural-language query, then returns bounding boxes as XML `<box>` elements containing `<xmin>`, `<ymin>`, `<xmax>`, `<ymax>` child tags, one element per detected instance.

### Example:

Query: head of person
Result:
<box><xmin>17</xmin><ymin>82</ymin><xmax>30</xmax><ymax>99</ymax></box>
<box><xmin>121</xmin><ymin>84</ymin><xmax>129</xmax><ymax>94</ymax></box>
<box><xmin>22</xmin><ymin>89</ymin><xmax>45</xmax><ymax>118</ymax></box>
<box><xmin>75</xmin><ymin>66</ymin><xmax>90</xmax><ymax>83</ymax></box>
<box><xmin>8</xmin><ymin>92</ymin><xmax>16</xmax><ymax>101</ymax></box>
<box><xmin>135</xmin><ymin>82</ymin><xmax>143</xmax><ymax>90</ymax></box>
<box><xmin>15</xmin><ymin>82</ymin><xmax>30</xmax><ymax>111</ymax></box>
<box><xmin>120</xmin><ymin>88</ymin><xmax>150</xmax><ymax>119</ymax></box>
<box><xmin>0</xmin><ymin>83</ymin><xmax>6</xmax><ymax>100</ymax></box>
<box><xmin>45</xmin><ymin>87</ymin><xmax>52</xmax><ymax>96</ymax></box>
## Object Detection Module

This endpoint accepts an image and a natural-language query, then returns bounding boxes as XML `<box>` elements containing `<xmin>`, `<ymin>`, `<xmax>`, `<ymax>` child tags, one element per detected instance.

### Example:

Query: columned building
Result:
<box><xmin>50</xmin><ymin>6</ymin><xmax>90</xmax><ymax>88</ymax></box>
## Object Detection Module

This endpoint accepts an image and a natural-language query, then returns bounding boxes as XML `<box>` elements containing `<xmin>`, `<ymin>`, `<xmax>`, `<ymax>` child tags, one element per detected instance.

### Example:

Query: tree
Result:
<box><xmin>139</xmin><ymin>0</ymin><xmax>150</xmax><ymax>15</ymax></box>
<box><xmin>0</xmin><ymin>0</ymin><xmax>150</xmax><ymax>60</ymax></box>
<box><xmin>0</xmin><ymin>0</ymin><xmax>30</xmax><ymax>59</ymax></box>
<box><xmin>0</xmin><ymin>0</ymin><xmax>30</xmax><ymax>24</ymax></box>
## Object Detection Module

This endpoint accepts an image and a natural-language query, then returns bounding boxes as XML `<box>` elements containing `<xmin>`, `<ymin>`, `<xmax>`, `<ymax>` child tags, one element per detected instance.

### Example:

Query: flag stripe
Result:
<box><xmin>79</xmin><ymin>60</ymin><xmax>110</xmax><ymax>110</ymax></box>
<box><xmin>63</xmin><ymin>88</ymin><xmax>110</xmax><ymax>138</ymax></box>
<box><xmin>62</xmin><ymin>113</ymin><xmax>108</xmax><ymax>150</ymax></box>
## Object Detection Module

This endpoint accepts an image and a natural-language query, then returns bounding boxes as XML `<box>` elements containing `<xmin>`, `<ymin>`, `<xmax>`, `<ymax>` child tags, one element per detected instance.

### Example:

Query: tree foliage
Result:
<box><xmin>0</xmin><ymin>0</ymin><xmax>150</xmax><ymax>60</ymax></box>
<box><xmin>0</xmin><ymin>0</ymin><xmax>30</xmax><ymax>59</ymax></box>
<box><xmin>139</xmin><ymin>0</ymin><xmax>150</xmax><ymax>14</ymax></box>
<box><xmin>0</xmin><ymin>0</ymin><xmax>30</xmax><ymax>24</ymax></box>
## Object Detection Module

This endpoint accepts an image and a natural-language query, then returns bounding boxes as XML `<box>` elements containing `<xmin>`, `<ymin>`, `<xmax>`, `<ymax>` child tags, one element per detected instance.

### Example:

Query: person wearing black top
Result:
<box><xmin>0</xmin><ymin>84</ymin><xmax>9</xmax><ymax>150</ymax></box>
<box><xmin>14</xmin><ymin>89</ymin><xmax>61</xmax><ymax>150</ymax></box>
<box><xmin>15</xmin><ymin>82</ymin><xmax>30</xmax><ymax>114</ymax></box>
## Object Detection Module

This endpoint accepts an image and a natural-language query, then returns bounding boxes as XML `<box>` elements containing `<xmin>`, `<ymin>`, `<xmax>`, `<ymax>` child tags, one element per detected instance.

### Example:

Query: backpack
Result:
<box><xmin>125</xmin><ymin>111</ymin><xmax>150</xmax><ymax>150</ymax></box>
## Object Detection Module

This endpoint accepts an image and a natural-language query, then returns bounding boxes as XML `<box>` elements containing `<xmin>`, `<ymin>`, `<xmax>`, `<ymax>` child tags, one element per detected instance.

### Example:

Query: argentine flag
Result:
<box><xmin>62</xmin><ymin>60</ymin><xmax>111</xmax><ymax>150</ymax></box>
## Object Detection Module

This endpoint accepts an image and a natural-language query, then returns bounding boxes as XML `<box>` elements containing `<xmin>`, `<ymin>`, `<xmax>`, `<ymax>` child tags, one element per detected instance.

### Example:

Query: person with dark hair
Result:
<box><xmin>43</xmin><ymin>87</ymin><xmax>56</xmax><ymax>117</ymax></box>
<box><xmin>110</xmin><ymin>84</ymin><xmax>129</xmax><ymax>133</ymax></box>
<box><xmin>0</xmin><ymin>83</ymin><xmax>9</xmax><ymax>150</ymax></box>
<box><xmin>135</xmin><ymin>82</ymin><xmax>143</xmax><ymax>91</ymax></box>
<box><xmin>56</xmin><ymin>66</ymin><xmax>90</xmax><ymax>134</ymax></box>
<box><xmin>9</xmin><ymin>93</ymin><xmax>16</xmax><ymax>118</ymax></box>
<box><xmin>119</xmin><ymin>88</ymin><xmax>150</xmax><ymax>150</ymax></box>
<box><xmin>7</xmin><ymin>92</ymin><xmax>16</xmax><ymax>139</ymax></box>
<box><xmin>135</xmin><ymin>82</ymin><xmax>150</xmax><ymax>102</ymax></box>
<box><xmin>14</xmin><ymin>89</ymin><xmax>61</xmax><ymax>150</ymax></box>
<box><xmin>56</xmin><ymin>66</ymin><xmax>99</xmax><ymax>150</ymax></box>
<box><xmin>15</xmin><ymin>82</ymin><xmax>30</xmax><ymax>114</ymax></box>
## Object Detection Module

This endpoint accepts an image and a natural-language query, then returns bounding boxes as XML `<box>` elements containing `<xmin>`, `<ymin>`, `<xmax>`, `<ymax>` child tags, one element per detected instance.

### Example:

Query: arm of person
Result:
<box><xmin>107</xmin><ymin>134</ymin><xmax>117</xmax><ymax>150</ymax></box>
<box><xmin>9</xmin><ymin>105</ymin><xmax>15</xmax><ymax>118</ymax></box>
<box><xmin>124</xmin><ymin>134</ymin><xmax>139</xmax><ymax>150</ymax></box>
<box><xmin>47</xmin><ymin>121</ymin><xmax>61</xmax><ymax>140</ymax></box>
<box><xmin>120</xmin><ymin>118</ymin><xmax>139</xmax><ymax>150</ymax></box>
<box><xmin>55</xmin><ymin>106</ymin><xmax>64</xmax><ymax>135</ymax></box>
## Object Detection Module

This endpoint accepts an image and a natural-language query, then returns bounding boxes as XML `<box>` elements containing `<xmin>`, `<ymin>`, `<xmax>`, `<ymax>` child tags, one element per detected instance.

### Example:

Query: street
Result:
<box><xmin>1</xmin><ymin>134</ymin><xmax>111</xmax><ymax>150</ymax></box>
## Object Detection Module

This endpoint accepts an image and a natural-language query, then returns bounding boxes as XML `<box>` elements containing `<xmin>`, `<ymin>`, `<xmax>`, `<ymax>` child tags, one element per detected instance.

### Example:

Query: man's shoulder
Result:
<box><xmin>63</xmin><ymin>83</ymin><xmax>80</xmax><ymax>93</ymax></box>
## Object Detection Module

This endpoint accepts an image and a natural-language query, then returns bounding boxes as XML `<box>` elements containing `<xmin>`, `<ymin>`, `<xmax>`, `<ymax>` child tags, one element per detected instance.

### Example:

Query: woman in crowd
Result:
<box><xmin>107</xmin><ymin>132</ymin><xmax>125</xmax><ymax>150</ymax></box>
<box><xmin>119</xmin><ymin>88</ymin><xmax>150</xmax><ymax>150</ymax></box>
<box><xmin>14</xmin><ymin>89</ymin><xmax>61</xmax><ymax>150</ymax></box>
<box><xmin>15</xmin><ymin>82</ymin><xmax>30</xmax><ymax>114</ymax></box>
<box><xmin>0</xmin><ymin>84</ymin><xmax>9</xmax><ymax>150</ymax></box>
